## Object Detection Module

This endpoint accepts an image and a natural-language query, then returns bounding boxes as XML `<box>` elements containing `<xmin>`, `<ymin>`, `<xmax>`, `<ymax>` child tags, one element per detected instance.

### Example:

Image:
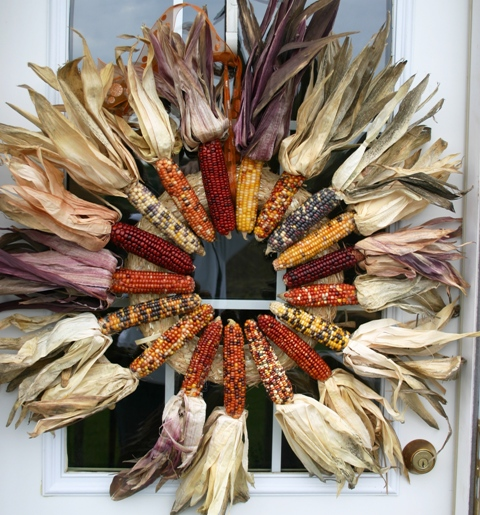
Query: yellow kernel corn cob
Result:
<box><xmin>244</xmin><ymin>319</ymin><xmax>294</xmax><ymax>405</ymax></box>
<box><xmin>130</xmin><ymin>304</ymin><xmax>214</xmax><ymax>378</ymax></box>
<box><xmin>253</xmin><ymin>172</ymin><xmax>305</xmax><ymax>241</ymax></box>
<box><xmin>110</xmin><ymin>269</ymin><xmax>196</xmax><ymax>295</ymax></box>
<box><xmin>123</xmin><ymin>181</ymin><xmax>205</xmax><ymax>255</ymax></box>
<box><xmin>110</xmin><ymin>222</ymin><xmax>195</xmax><ymax>275</ymax></box>
<box><xmin>269</xmin><ymin>301</ymin><xmax>350</xmax><ymax>352</ymax></box>
<box><xmin>97</xmin><ymin>293</ymin><xmax>202</xmax><ymax>335</ymax></box>
<box><xmin>281</xmin><ymin>284</ymin><xmax>359</xmax><ymax>307</ymax></box>
<box><xmin>223</xmin><ymin>319</ymin><xmax>246</xmax><ymax>418</ymax></box>
<box><xmin>235</xmin><ymin>156</ymin><xmax>263</xmax><ymax>237</ymax></box>
<box><xmin>273</xmin><ymin>211</ymin><xmax>357</xmax><ymax>271</ymax></box>
<box><xmin>181</xmin><ymin>316</ymin><xmax>223</xmax><ymax>397</ymax></box>
<box><xmin>197</xmin><ymin>140</ymin><xmax>236</xmax><ymax>237</ymax></box>
<box><xmin>154</xmin><ymin>157</ymin><xmax>216</xmax><ymax>243</ymax></box>
<box><xmin>257</xmin><ymin>314</ymin><xmax>332</xmax><ymax>381</ymax></box>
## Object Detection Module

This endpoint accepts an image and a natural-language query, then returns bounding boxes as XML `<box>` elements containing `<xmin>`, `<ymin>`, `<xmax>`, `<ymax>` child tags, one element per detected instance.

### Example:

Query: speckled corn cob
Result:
<box><xmin>223</xmin><ymin>319</ymin><xmax>246</xmax><ymax>418</ymax></box>
<box><xmin>283</xmin><ymin>248</ymin><xmax>363</xmax><ymax>288</ymax></box>
<box><xmin>110</xmin><ymin>269</ymin><xmax>196</xmax><ymax>295</ymax></box>
<box><xmin>235</xmin><ymin>156</ymin><xmax>263</xmax><ymax>237</ymax></box>
<box><xmin>198</xmin><ymin>139</ymin><xmax>236</xmax><ymax>237</ymax></box>
<box><xmin>129</xmin><ymin>304</ymin><xmax>214</xmax><ymax>378</ymax></box>
<box><xmin>281</xmin><ymin>284</ymin><xmax>359</xmax><ymax>307</ymax></box>
<box><xmin>155</xmin><ymin>157</ymin><xmax>216</xmax><ymax>243</ymax></box>
<box><xmin>254</xmin><ymin>172</ymin><xmax>305</xmax><ymax>241</ymax></box>
<box><xmin>244</xmin><ymin>319</ymin><xmax>294</xmax><ymax>404</ymax></box>
<box><xmin>257</xmin><ymin>314</ymin><xmax>332</xmax><ymax>381</ymax></box>
<box><xmin>269</xmin><ymin>301</ymin><xmax>350</xmax><ymax>352</ymax></box>
<box><xmin>273</xmin><ymin>212</ymin><xmax>357</xmax><ymax>271</ymax></box>
<box><xmin>123</xmin><ymin>181</ymin><xmax>204</xmax><ymax>255</ymax></box>
<box><xmin>181</xmin><ymin>317</ymin><xmax>223</xmax><ymax>397</ymax></box>
<box><xmin>110</xmin><ymin>222</ymin><xmax>195</xmax><ymax>275</ymax></box>
<box><xmin>267</xmin><ymin>187</ymin><xmax>341</xmax><ymax>254</ymax></box>
<box><xmin>97</xmin><ymin>294</ymin><xmax>202</xmax><ymax>335</ymax></box>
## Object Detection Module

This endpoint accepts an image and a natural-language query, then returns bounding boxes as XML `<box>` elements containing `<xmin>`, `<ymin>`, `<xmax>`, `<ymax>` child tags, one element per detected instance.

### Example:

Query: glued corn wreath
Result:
<box><xmin>0</xmin><ymin>0</ymin><xmax>477</xmax><ymax>513</ymax></box>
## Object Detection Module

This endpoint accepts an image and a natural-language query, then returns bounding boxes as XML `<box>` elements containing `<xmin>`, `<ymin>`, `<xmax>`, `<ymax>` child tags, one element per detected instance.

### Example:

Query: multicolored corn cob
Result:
<box><xmin>110</xmin><ymin>222</ymin><xmax>195</xmax><ymax>275</ymax></box>
<box><xmin>283</xmin><ymin>248</ymin><xmax>363</xmax><ymax>289</ymax></box>
<box><xmin>154</xmin><ymin>157</ymin><xmax>216</xmax><ymax>243</ymax></box>
<box><xmin>181</xmin><ymin>317</ymin><xmax>224</xmax><ymax>397</ymax></box>
<box><xmin>257</xmin><ymin>314</ymin><xmax>332</xmax><ymax>381</ymax></box>
<box><xmin>97</xmin><ymin>293</ymin><xmax>202</xmax><ymax>335</ymax></box>
<box><xmin>197</xmin><ymin>139</ymin><xmax>236</xmax><ymax>237</ymax></box>
<box><xmin>123</xmin><ymin>181</ymin><xmax>204</xmax><ymax>255</ymax></box>
<box><xmin>269</xmin><ymin>301</ymin><xmax>350</xmax><ymax>352</ymax></box>
<box><xmin>266</xmin><ymin>187</ymin><xmax>341</xmax><ymax>254</ymax></box>
<box><xmin>129</xmin><ymin>304</ymin><xmax>214</xmax><ymax>378</ymax></box>
<box><xmin>109</xmin><ymin>269</ymin><xmax>196</xmax><ymax>295</ymax></box>
<box><xmin>253</xmin><ymin>172</ymin><xmax>305</xmax><ymax>241</ymax></box>
<box><xmin>272</xmin><ymin>212</ymin><xmax>357</xmax><ymax>271</ymax></box>
<box><xmin>235</xmin><ymin>157</ymin><xmax>263</xmax><ymax>237</ymax></box>
<box><xmin>244</xmin><ymin>319</ymin><xmax>294</xmax><ymax>405</ymax></box>
<box><xmin>281</xmin><ymin>284</ymin><xmax>359</xmax><ymax>307</ymax></box>
<box><xmin>223</xmin><ymin>319</ymin><xmax>246</xmax><ymax>418</ymax></box>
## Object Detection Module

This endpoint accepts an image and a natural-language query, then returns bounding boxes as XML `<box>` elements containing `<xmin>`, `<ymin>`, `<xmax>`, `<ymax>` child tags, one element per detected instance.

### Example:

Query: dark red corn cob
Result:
<box><xmin>110</xmin><ymin>222</ymin><xmax>195</xmax><ymax>275</ymax></box>
<box><xmin>257</xmin><ymin>314</ymin><xmax>332</xmax><ymax>381</ymax></box>
<box><xmin>223</xmin><ymin>319</ymin><xmax>246</xmax><ymax>418</ymax></box>
<box><xmin>198</xmin><ymin>139</ymin><xmax>236</xmax><ymax>237</ymax></box>
<box><xmin>283</xmin><ymin>248</ymin><xmax>363</xmax><ymax>289</ymax></box>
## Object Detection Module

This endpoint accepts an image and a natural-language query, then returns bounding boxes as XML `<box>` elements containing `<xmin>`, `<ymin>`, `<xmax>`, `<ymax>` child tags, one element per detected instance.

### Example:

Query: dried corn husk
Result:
<box><xmin>110</xmin><ymin>392</ymin><xmax>206</xmax><ymax>500</ymax></box>
<box><xmin>171</xmin><ymin>407</ymin><xmax>253</xmax><ymax>515</ymax></box>
<box><xmin>275</xmin><ymin>394</ymin><xmax>385</xmax><ymax>493</ymax></box>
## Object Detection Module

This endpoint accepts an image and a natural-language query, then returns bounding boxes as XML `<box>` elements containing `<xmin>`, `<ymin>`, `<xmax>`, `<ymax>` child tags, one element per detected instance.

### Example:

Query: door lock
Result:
<box><xmin>402</xmin><ymin>439</ymin><xmax>437</xmax><ymax>474</ymax></box>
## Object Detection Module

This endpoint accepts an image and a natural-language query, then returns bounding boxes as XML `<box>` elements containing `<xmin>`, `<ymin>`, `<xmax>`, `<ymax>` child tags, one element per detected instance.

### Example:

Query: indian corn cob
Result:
<box><xmin>124</xmin><ymin>181</ymin><xmax>205</xmax><ymax>255</ymax></box>
<box><xmin>244</xmin><ymin>319</ymin><xmax>294</xmax><ymax>405</ymax></box>
<box><xmin>281</xmin><ymin>284</ymin><xmax>359</xmax><ymax>307</ymax></box>
<box><xmin>109</xmin><ymin>269</ymin><xmax>196</xmax><ymax>295</ymax></box>
<box><xmin>197</xmin><ymin>140</ymin><xmax>236</xmax><ymax>237</ymax></box>
<box><xmin>235</xmin><ymin>157</ymin><xmax>263</xmax><ymax>237</ymax></box>
<box><xmin>254</xmin><ymin>172</ymin><xmax>305</xmax><ymax>241</ymax></box>
<box><xmin>223</xmin><ymin>319</ymin><xmax>246</xmax><ymax>418</ymax></box>
<box><xmin>109</xmin><ymin>222</ymin><xmax>195</xmax><ymax>275</ymax></box>
<box><xmin>257</xmin><ymin>314</ymin><xmax>332</xmax><ymax>381</ymax></box>
<box><xmin>269</xmin><ymin>301</ymin><xmax>350</xmax><ymax>352</ymax></box>
<box><xmin>266</xmin><ymin>187</ymin><xmax>341</xmax><ymax>254</ymax></box>
<box><xmin>129</xmin><ymin>304</ymin><xmax>214</xmax><ymax>378</ymax></box>
<box><xmin>273</xmin><ymin>211</ymin><xmax>357</xmax><ymax>271</ymax></box>
<box><xmin>283</xmin><ymin>247</ymin><xmax>363</xmax><ymax>288</ymax></box>
<box><xmin>97</xmin><ymin>294</ymin><xmax>202</xmax><ymax>335</ymax></box>
<box><xmin>154</xmin><ymin>157</ymin><xmax>216</xmax><ymax>243</ymax></box>
<box><xmin>181</xmin><ymin>317</ymin><xmax>224</xmax><ymax>397</ymax></box>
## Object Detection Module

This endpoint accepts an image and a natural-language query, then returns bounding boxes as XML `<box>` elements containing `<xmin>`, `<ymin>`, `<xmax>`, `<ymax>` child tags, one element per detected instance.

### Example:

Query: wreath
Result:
<box><xmin>0</xmin><ymin>1</ymin><xmax>475</xmax><ymax>513</ymax></box>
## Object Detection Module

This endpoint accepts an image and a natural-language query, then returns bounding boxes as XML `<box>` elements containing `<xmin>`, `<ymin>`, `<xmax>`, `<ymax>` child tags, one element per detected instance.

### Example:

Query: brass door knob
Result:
<box><xmin>402</xmin><ymin>439</ymin><xmax>437</xmax><ymax>474</ymax></box>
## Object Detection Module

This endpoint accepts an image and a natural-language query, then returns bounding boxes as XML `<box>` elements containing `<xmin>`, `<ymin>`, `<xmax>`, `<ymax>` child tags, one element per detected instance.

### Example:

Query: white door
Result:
<box><xmin>0</xmin><ymin>1</ymin><xmax>478</xmax><ymax>514</ymax></box>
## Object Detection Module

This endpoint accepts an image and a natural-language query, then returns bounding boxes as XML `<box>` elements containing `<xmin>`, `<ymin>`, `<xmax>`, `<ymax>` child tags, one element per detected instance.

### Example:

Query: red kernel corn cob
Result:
<box><xmin>110</xmin><ymin>222</ymin><xmax>195</xmax><ymax>275</ymax></box>
<box><xmin>235</xmin><ymin>157</ymin><xmax>263</xmax><ymax>237</ymax></box>
<box><xmin>273</xmin><ymin>212</ymin><xmax>357</xmax><ymax>271</ymax></box>
<box><xmin>283</xmin><ymin>248</ymin><xmax>363</xmax><ymax>289</ymax></box>
<box><xmin>254</xmin><ymin>172</ymin><xmax>305</xmax><ymax>242</ymax></box>
<box><xmin>123</xmin><ymin>181</ymin><xmax>204</xmax><ymax>255</ymax></box>
<box><xmin>197</xmin><ymin>140</ymin><xmax>236</xmax><ymax>237</ymax></box>
<box><xmin>281</xmin><ymin>284</ymin><xmax>359</xmax><ymax>307</ymax></box>
<box><xmin>98</xmin><ymin>293</ymin><xmax>202</xmax><ymax>335</ymax></box>
<box><xmin>110</xmin><ymin>269</ymin><xmax>195</xmax><ymax>295</ymax></box>
<box><xmin>130</xmin><ymin>304</ymin><xmax>214</xmax><ymax>378</ymax></box>
<box><xmin>223</xmin><ymin>319</ymin><xmax>246</xmax><ymax>418</ymax></box>
<box><xmin>181</xmin><ymin>316</ymin><xmax>223</xmax><ymax>397</ymax></box>
<box><xmin>267</xmin><ymin>187</ymin><xmax>341</xmax><ymax>254</ymax></box>
<box><xmin>155</xmin><ymin>157</ymin><xmax>216</xmax><ymax>243</ymax></box>
<box><xmin>269</xmin><ymin>301</ymin><xmax>350</xmax><ymax>352</ymax></box>
<box><xmin>244</xmin><ymin>319</ymin><xmax>294</xmax><ymax>404</ymax></box>
<box><xmin>257</xmin><ymin>314</ymin><xmax>332</xmax><ymax>381</ymax></box>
